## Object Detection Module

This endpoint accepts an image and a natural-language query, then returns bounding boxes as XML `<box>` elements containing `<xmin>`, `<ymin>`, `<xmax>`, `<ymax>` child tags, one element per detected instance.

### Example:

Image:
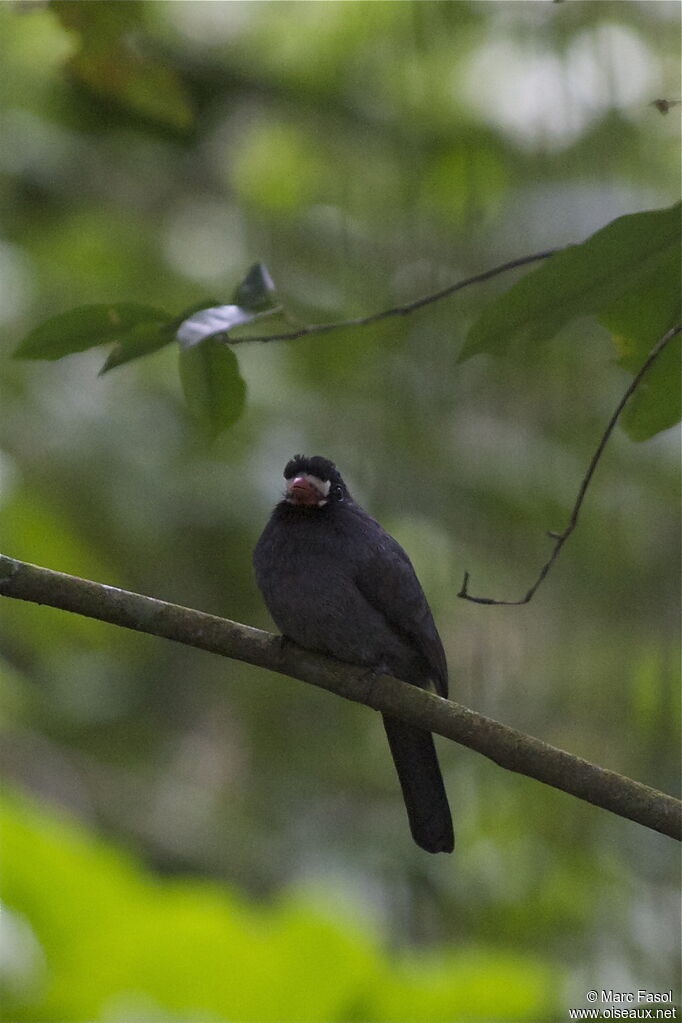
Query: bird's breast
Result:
<box><xmin>254</xmin><ymin>523</ymin><xmax>422</xmax><ymax>676</ymax></box>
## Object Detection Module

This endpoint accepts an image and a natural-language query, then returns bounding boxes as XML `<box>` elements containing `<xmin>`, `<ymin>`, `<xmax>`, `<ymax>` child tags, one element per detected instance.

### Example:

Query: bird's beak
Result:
<box><xmin>287</xmin><ymin>475</ymin><xmax>323</xmax><ymax>506</ymax></box>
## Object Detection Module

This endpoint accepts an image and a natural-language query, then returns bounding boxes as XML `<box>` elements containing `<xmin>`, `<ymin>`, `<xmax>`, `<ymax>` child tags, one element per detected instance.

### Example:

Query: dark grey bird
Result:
<box><xmin>253</xmin><ymin>454</ymin><xmax>454</xmax><ymax>854</ymax></box>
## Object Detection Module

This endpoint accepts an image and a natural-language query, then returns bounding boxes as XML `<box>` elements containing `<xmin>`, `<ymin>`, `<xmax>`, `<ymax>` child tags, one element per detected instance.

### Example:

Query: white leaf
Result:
<box><xmin>176</xmin><ymin>305</ymin><xmax>254</xmax><ymax>348</ymax></box>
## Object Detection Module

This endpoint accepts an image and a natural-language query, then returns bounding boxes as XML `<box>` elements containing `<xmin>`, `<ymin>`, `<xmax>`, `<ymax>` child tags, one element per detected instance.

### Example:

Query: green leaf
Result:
<box><xmin>461</xmin><ymin>202</ymin><xmax>681</xmax><ymax>361</ymax></box>
<box><xmin>98</xmin><ymin>322</ymin><xmax>175</xmax><ymax>375</ymax></box>
<box><xmin>232</xmin><ymin>262</ymin><xmax>278</xmax><ymax>312</ymax></box>
<box><xmin>53</xmin><ymin>1</ymin><xmax>193</xmax><ymax>132</ymax></box>
<box><xmin>599</xmin><ymin>242</ymin><xmax>681</xmax><ymax>364</ymax></box>
<box><xmin>600</xmin><ymin>240</ymin><xmax>681</xmax><ymax>441</ymax></box>
<box><xmin>178</xmin><ymin>339</ymin><xmax>246</xmax><ymax>438</ymax></box>
<box><xmin>619</xmin><ymin>331</ymin><xmax>681</xmax><ymax>441</ymax></box>
<box><xmin>16</xmin><ymin>304</ymin><xmax>170</xmax><ymax>361</ymax></box>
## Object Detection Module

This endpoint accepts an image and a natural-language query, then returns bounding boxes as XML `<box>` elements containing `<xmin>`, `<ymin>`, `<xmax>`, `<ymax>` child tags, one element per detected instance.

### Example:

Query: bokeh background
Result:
<box><xmin>0</xmin><ymin>2</ymin><xmax>679</xmax><ymax>1020</ymax></box>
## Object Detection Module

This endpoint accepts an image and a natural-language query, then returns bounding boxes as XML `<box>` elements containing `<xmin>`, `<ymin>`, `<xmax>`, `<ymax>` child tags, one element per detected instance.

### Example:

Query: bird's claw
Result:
<box><xmin>360</xmin><ymin>663</ymin><xmax>388</xmax><ymax>706</ymax></box>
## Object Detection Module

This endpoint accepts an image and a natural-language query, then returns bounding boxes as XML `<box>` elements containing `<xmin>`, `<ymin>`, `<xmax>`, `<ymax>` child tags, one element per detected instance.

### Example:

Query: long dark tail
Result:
<box><xmin>382</xmin><ymin>715</ymin><xmax>454</xmax><ymax>854</ymax></box>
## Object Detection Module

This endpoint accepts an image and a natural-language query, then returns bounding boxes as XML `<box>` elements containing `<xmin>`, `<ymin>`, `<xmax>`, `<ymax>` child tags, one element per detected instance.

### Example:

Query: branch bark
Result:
<box><xmin>1</xmin><ymin>554</ymin><xmax>679</xmax><ymax>841</ymax></box>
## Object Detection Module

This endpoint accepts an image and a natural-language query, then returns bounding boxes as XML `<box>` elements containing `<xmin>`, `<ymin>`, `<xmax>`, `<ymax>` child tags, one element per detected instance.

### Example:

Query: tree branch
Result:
<box><xmin>229</xmin><ymin>248</ymin><xmax>563</xmax><ymax>345</ymax></box>
<box><xmin>1</xmin><ymin>554</ymin><xmax>679</xmax><ymax>841</ymax></box>
<box><xmin>459</xmin><ymin>324</ymin><xmax>682</xmax><ymax>605</ymax></box>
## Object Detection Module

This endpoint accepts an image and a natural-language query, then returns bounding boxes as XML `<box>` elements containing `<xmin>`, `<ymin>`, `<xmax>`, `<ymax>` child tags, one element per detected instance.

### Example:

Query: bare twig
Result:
<box><xmin>228</xmin><ymin>248</ymin><xmax>563</xmax><ymax>345</ymax></box>
<box><xmin>0</xmin><ymin>554</ymin><xmax>679</xmax><ymax>840</ymax></box>
<box><xmin>459</xmin><ymin>324</ymin><xmax>682</xmax><ymax>606</ymax></box>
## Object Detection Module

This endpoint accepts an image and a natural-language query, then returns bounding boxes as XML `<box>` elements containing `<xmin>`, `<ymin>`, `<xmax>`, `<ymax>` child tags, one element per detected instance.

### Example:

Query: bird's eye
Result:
<box><xmin>332</xmin><ymin>483</ymin><xmax>344</xmax><ymax>501</ymax></box>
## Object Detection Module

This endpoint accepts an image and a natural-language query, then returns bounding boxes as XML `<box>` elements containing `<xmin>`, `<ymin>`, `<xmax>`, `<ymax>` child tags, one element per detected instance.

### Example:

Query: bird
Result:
<box><xmin>253</xmin><ymin>454</ymin><xmax>454</xmax><ymax>854</ymax></box>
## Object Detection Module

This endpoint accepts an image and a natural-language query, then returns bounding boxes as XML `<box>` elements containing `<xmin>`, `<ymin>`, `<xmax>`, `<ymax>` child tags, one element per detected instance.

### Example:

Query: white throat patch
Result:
<box><xmin>285</xmin><ymin>473</ymin><xmax>331</xmax><ymax>505</ymax></box>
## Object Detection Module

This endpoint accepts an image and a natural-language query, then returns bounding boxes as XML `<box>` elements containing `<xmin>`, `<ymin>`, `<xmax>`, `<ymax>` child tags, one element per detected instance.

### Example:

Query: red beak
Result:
<box><xmin>288</xmin><ymin>476</ymin><xmax>321</xmax><ymax>506</ymax></box>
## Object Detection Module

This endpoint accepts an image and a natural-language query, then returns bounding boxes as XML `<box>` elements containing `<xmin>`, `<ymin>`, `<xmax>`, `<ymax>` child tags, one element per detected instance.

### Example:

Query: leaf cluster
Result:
<box><xmin>14</xmin><ymin>204</ymin><xmax>682</xmax><ymax>441</ymax></box>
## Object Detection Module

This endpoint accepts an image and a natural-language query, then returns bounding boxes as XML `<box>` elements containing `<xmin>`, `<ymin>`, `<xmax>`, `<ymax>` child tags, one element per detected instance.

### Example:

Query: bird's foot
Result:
<box><xmin>273</xmin><ymin>633</ymin><xmax>295</xmax><ymax>667</ymax></box>
<box><xmin>359</xmin><ymin>662</ymin><xmax>389</xmax><ymax>707</ymax></box>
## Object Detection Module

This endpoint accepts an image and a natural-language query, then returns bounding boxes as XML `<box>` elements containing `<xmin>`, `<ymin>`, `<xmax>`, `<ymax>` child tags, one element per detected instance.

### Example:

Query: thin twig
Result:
<box><xmin>0</xmin><ymin>554</ymin><xmax>679</xmax><ymax>840</ymax></box>
<box><xmin>228</xmin><ymin>248</ymin><xmax>563</xmax><ymax>345</ymax></box>
<box><xmin>459</xmin><ymin>324</ymin><xmax>682</xmax><ymax>605</ymax></box>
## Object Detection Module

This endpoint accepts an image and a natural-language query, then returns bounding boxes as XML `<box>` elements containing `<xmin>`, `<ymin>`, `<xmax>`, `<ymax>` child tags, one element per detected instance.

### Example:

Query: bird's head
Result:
<box><xmin>282</xmin><ymin>454</ymin><xmax>350</xmax><ymax>508</ymax></box>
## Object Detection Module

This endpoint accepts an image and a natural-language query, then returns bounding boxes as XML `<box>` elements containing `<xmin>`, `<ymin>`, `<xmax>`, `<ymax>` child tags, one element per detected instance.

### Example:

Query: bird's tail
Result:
<box><xmin>382</xmin><ymin>715</ymin><xmax>454</xmax><ymax>854</ymax></box>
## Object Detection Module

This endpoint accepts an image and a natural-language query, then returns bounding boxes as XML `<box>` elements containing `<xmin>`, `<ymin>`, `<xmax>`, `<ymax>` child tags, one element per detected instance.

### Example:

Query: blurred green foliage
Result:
<box><xmin>0</xmin><ymin>1</ymin><xmax>679</xmax><ymax>1020</ymax></box>
<box><xmin>1</xmin><ymin>788</ymin><xmax>555</xmax><ymax>1021</ymax></box>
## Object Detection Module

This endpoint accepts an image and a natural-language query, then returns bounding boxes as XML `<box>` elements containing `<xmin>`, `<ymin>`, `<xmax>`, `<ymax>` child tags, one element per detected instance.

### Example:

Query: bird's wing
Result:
<box><xmin>354</xmin><ymin>527</ymin><xmax>449</xmax><ymax>697</ymax></box>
